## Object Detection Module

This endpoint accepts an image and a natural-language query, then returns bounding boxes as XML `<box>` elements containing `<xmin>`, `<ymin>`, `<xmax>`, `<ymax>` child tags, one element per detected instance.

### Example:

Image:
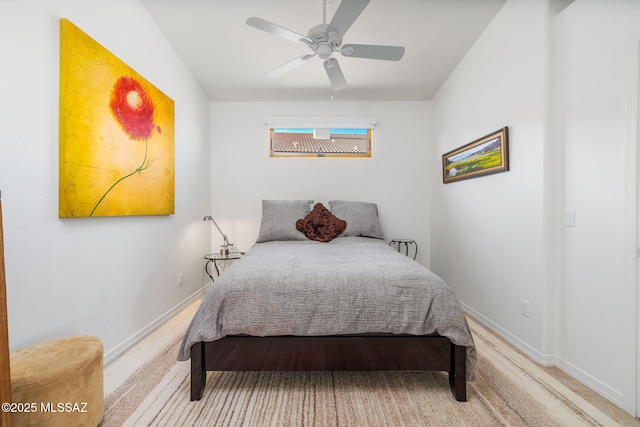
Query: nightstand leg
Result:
<box><xmin>205</xmin><ymin>259</ymin><xmax>215</xmax><ymax>282</ymax></box>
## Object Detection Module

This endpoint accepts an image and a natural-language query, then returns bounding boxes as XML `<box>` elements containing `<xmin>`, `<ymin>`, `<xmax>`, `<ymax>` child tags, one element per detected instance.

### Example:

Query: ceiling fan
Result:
<box><xmin>246</xmin><ymin>0</ymin><xmax>405</xmax><ymax>91</ymax></box>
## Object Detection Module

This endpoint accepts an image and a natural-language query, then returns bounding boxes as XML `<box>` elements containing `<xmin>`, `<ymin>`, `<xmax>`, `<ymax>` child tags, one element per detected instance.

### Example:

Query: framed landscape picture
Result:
<box><xmin>442</xmin><ymin>127</ymin><xmax>509</xmax><ymax>184</ymax></box>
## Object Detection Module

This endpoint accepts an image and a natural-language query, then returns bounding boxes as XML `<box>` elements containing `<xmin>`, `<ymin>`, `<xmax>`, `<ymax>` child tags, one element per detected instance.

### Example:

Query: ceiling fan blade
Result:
<box><xmin>246</xmin><ymin>17</ymin><xmax>312</xmax><ymax>44</ymax></box>
<box><xmin>341</xmin><ymin>44</ymin><xmax>405</xmax><ymax>61</ymax></box>
<box><xmin>323</xmin><ymin>58</ymin><xmax>347</xmax><ymax>91</ymax></box>
<box><xmin>266</xmin><ymin>54</ymin><xmax>315</xmax><ymax>78</ymax></box>
<box><xmin>327</xmin><ymin>0</ymin><xmax>370</xmax><ymax>38</ymax></box>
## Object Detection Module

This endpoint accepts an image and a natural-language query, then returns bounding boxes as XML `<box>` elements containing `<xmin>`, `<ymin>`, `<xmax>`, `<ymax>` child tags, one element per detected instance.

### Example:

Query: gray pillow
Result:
<box><xmin>256</xmin><ymin>200</ymin><xmax>313</xmax><ymax>242</ymax></box>
<box><xmin>328</xmin><ymin>200</ymin><xmax>384</xmax><ymax>239</ymax></box>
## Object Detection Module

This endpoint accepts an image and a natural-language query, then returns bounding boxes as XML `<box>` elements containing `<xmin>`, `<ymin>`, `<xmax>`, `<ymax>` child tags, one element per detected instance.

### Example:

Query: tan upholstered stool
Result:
<box><xmin>10</xmin><ymin>335</ymin><xmax>104</xmax><ymax>427</ymax></box>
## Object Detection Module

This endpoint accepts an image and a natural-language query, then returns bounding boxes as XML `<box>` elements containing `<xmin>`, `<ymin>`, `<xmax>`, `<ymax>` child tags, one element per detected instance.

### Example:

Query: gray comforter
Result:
<box><xmin>178</xmin><ymin>237</ymin><xmax>476</xmax><ymax>379</ymax></box>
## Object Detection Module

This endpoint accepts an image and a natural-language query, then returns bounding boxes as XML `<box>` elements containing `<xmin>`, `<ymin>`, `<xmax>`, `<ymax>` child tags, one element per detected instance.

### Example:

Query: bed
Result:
<box><xmin>178</xmin><ymin>200</ymin><xmax>476</xmax><ymax>402</ymax></box>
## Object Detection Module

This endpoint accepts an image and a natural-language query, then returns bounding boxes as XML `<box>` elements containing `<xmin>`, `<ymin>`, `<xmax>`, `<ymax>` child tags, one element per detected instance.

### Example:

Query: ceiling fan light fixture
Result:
<box><xmin>317</xmin><ymin>44</ymin><xmax>333</xmax><ymax>60</ymax></box>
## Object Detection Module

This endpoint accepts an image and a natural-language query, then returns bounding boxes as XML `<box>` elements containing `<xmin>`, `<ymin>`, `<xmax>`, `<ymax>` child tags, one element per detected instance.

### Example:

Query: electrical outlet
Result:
<box><xmin>521</xmin><ymin>299</ymin><xmax>530</xmax><ymax>317</ymax></box>
<box><xmin>178</xmin><ymin>273</ymin><xmax>183</xmax><ymax>286</ymax></box>
<box><xmin>564</xmin><ymin>209</ymin><xmax>576</xmax><ymax>227</ymax></box>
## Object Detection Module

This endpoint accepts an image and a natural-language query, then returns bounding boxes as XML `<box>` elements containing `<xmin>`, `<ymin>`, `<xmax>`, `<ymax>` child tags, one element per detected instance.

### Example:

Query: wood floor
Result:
<box><xmin>104</xmin><ymin>300</ymin><xmax>640</xmax><ymax>425</ymax></box>
<box><xmin>477</xmin><ymin>322</ymin><xmax>640</xmax><ymax>426</ymax></box>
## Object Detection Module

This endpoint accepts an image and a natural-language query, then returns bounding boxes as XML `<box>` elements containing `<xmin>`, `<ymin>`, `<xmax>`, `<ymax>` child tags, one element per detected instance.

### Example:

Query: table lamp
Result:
<box><xmin>203</xmin><ymin>216</ymin><xmax>233</xmax><ymax>256</ymax></box>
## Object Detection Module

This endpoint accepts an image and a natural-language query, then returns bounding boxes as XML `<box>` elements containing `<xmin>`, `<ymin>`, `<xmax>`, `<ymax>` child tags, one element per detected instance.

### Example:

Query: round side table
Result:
<box><xmin>389</xmin><ymin>239</ymin><xmax>417</xmax><ymax>260</ymax></box>
<box><xmin>204</xmin><ymin>252</ymin><xmax>244</xmax><ymax>282</ymax></box>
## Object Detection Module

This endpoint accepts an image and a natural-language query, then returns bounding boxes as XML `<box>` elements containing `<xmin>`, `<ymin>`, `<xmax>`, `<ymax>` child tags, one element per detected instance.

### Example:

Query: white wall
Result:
<box><xmin>431</xmin><ymin>0</ymin><xmax>547</xmax><ymax>354</ymax></box>
<box><xmin>555</xmin><ymin>0</ymin><xmax>640</xmax><ymax>412</ymax></box>
<box><xmin>432</xmin><ymin>0</ymin><xmax>640</xmax><ymax>414</ymax></box>
<box><xmin>0</xmin><ymin>0</ymin><xmax>212</xmax><ymax>362</ymax></box>
<box><xmin>210</xmin><ymin>101</ymin><xmax>432</xmax><ymax>266</ymax></box>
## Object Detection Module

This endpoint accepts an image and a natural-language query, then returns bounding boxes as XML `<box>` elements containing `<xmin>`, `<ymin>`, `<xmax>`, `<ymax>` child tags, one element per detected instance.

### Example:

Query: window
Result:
<box><xmin>269</xmin><ymin>127</ymin><xmax>373</xmax><ymax>158</ymax></box>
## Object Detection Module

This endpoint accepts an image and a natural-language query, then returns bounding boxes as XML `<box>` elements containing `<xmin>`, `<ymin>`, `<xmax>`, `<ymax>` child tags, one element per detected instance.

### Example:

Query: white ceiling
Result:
<box><xmin>140</xmin><ymin>0</ymin><xmax>507</xmax><ymax>102</ymax></box>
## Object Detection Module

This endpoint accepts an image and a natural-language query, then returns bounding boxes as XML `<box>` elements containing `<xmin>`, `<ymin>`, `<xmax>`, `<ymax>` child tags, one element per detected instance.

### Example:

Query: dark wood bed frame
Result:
<box><xmin>190</xmin><ymin>334</ymin><xmax>467</xmax><ymax>402</ymax></box>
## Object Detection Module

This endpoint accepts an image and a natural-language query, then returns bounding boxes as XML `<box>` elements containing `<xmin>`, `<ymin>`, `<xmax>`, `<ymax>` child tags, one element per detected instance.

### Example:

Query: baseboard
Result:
<box><xmin>461</xmin><ymin>303</ymin><xmax>554</xmax><ymax>365</ymax></box>
<box><xmin>555</xmin><ymin>357</ymin><xmax>624</xmax><ymax>408</ymax></box>
<box><xmin>103</xmin><ymin>284</ymin><xmax>209</xmax><ymax>366</ymax></box>
<box><xmin>462</xmin><ymin>302</ymin><xmax>624</xmax><ymax>408</ymax></box>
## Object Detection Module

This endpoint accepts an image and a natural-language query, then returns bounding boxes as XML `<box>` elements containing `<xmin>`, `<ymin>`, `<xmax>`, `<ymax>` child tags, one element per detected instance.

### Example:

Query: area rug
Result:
<box><xmin>101</xmin><ymin>318</ymin><xmax>618</xmax><ymax>426</ymax></box>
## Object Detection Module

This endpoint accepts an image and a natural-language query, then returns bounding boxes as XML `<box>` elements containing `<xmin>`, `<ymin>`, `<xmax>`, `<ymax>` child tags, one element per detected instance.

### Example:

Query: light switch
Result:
<box><xmin>564</xmin><ymin>209</ymin><xmax>576</xmax><ymax>227</ymax></box>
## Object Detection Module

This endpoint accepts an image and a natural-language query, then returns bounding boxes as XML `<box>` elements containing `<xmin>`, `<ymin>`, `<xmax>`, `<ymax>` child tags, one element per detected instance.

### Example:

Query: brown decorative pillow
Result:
<box><xmin>296</xmin><ymin>203</ymin><xmax>346</xmax><ymax>242</ymax></box>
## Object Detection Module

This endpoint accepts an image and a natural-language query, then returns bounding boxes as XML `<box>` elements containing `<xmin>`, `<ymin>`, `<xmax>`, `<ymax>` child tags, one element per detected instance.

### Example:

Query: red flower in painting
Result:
<box><xmin>109</xmin><ymin>76</ymin><xmax>155</xmax><ymax>141</ymax></box>
<box><xmin>91</xmin><ymin>76</ymin><xmax>158</xmax><ymax>216</ymax></box>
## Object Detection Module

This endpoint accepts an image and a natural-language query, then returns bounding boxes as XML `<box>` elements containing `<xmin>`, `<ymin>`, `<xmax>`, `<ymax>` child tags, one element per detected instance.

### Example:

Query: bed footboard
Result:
<box><xmin>189</xmin><ymin>335</ymin><xmax>466</xmax><ymax>402</ymax></box>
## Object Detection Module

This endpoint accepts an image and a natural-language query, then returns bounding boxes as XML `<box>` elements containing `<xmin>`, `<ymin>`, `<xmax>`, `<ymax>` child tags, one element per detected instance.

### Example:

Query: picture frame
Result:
<box><xmin>442</xmin><ymin>127</ymin><xmax>509</xmax><ymax>184</ymax></box>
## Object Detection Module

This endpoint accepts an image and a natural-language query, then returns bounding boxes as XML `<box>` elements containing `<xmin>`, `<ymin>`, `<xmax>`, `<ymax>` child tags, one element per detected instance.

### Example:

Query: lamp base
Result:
<box><xmin>220</xmin><ymin>248</ymin><xmax>230</xmax><ymax>256</ymax></box>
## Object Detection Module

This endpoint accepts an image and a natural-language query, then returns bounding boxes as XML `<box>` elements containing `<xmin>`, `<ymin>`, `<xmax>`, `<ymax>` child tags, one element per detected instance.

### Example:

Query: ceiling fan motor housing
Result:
<box><xmin>308</xmin><ymin>24</ymin><xmax>330</xmax><ymax>42</ymax></box>
<box><xmin>307</xmin><ymin>24</ymin><xmax>342</xmax><ymax>59</ymax></box>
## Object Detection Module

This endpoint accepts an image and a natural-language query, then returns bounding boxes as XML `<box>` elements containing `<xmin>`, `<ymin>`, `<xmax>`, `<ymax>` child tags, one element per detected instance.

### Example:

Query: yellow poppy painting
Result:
<box><xmin>59</xmin><ymin>19</ymin><xmax>174</xmax><ymax>217</ymax></box>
